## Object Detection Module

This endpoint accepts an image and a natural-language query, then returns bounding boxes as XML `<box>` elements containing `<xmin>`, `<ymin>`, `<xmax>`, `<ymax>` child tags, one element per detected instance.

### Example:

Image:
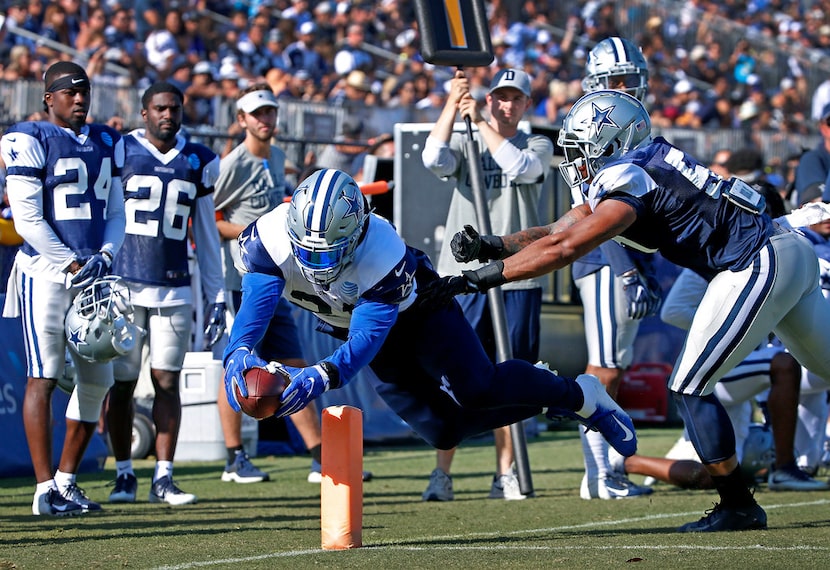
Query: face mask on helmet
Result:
<box><xmin>557</xmin><ymin>89</ymin><xmax>652</xmax><ymax>189</ymax></box>
<box><xmin>740</xmin><ymin>423</ymin><xmax>775</xmax><ymax>484</ymax></box>
<box><xmin>582</xmin><ymin>37</ymin><xmax>649</xmax><ymax>101</ymax></box>
<box><xmin>286</xmin><ymin>168</ymin><xmax>369</xmax><ymax>285</ymax></box>
<box><xmin>65</xmin><ymin>276</ymin><xmax>144</xmax><ymax>363</ymax></box>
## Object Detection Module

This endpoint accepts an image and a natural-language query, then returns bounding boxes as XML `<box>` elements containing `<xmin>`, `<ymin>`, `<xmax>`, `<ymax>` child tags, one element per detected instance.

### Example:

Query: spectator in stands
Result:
<box><xmin>58</xmin><ymin>0</ymin><xmax>82</xmax><ymax>44</ymax></box>
<box><xmin>310</xmin><ymin>1</ymin><xmax>337</xmax><ymax>42</ymax></box>
<box><xmin>329</xmin><ymin>69</ymin><xmax>375</xmax><ymax>106</ymax></box>
<box><xmin>333</xmin><ymin>23</ymin><xmax>373</xmax><ymax>77</ymax></box>
<box><xmin>314</xmin><ymin>116</ymin><xmax>366</xmax><ymax>176</ymax></box>
<box><xmin>794</xmin><ymin>102</ymin><xmax>830</xmax><ymax>205</ymax></box>
<box><xmin>74</xmin><ymin>6</ymin><xmax>108</xmax><ymax>57</ymax></box>
<box><xmin>385</xmin><ymin>79</ymin><xmax>418</xmax><ymax>110</ymax></box>
<box><xmin>143</xmin><ymin>7</ymin><xmax>181</xmax><ymax>81</ymax></box>
<box><xmin>268</xmin><ymin>25</ymin><xmax>290</xmax><ymax>56</ymax></box>
<box><xmin>284</xmin><ymin>21</ymin><xmax>328</xmax><ymax>84</ymax></box>
<box><xmin>236</xmin><ymin>22</ymin><xmax>274</xmax><ymax>80</ymax></box>
<box><xmin>35</xmin><ymin>2</ymin><xmax>71</xmax><ymax>63</ymax></box>
<box><xmin>709</xmin><ymin>148</ymin><xmax>732</xmax><ymax>179</ymax></box>
<box><xmin>104</xmin><ymin>8</ymin><xmax>139</xmax><ymax>62</ymax></box>
<box><xmin>184</xmin><ymin>61</ymin><xmax>218</xmax><ymax>126</ymax></box>
<box><xmin>179</xmin><ymin>12</ymin><xmax>210</xmax><ymax>66</ymax></box>
<box><xmin>2</xmin><ymin>45</ymin><xmax>38</xmax><ymax>82</ymax></box>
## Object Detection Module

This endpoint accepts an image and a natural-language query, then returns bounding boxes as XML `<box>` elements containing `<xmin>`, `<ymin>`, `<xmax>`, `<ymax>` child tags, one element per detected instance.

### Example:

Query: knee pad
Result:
<box><xmin>66</xmin><ymin>380</ymin><xmax>112</xmax><ymax>423</ymax></box>
<box><xmin>672</xmin><ymin>391</ymin><xmax>736</xmax><ymax>464</ymax></box>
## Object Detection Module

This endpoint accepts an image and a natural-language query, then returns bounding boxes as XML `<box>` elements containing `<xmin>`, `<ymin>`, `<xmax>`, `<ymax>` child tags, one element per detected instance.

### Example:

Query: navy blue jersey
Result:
<box><xmin>588</xmin><ymin>137</ymin><xmax>773</xmax><ymax>280</ymax></box>
<box><xmin>4</xmin><ymin>121</ymin><xmax>122</xmax><ymax>258</ymax></box>
<box><xmin>112</xmin><ymin>130</ymin><xmax>219</xmax><ymax>287</ymax></box>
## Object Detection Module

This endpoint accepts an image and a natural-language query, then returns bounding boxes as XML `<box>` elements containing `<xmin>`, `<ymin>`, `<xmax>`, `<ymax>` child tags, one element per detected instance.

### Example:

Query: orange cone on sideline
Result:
<box><xmin>321</xmin><ymin>405</ymin><xmax>363</xmax><ymax>549</ymax></box>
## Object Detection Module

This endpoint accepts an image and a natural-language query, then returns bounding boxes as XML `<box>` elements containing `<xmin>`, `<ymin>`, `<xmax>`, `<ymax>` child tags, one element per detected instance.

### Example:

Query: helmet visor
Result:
<box><xmin>292</xmin><ymin>241</ymin><xmax>347</xmax><ymax>270</ymax></box>
<box><xmin>607</xmin><ymin>73</ymin><xmax>644</xmax><ymax>91</ymax></box>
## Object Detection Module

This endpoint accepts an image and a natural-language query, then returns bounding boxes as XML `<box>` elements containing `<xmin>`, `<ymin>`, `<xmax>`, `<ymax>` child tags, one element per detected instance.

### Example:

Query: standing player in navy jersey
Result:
<box><xmin>0</xmin><ymin>61</ymin><xmax>126</xmax><ymax>515</ymax></box>
<box><xmin>222</xmin><ymin>168</ymin><xmax>639</xmax><ymax>477</ymax></box>
<box><xmin>106</xmin><ymin>81</ymin><xmax>225</xmax><ymax>506</ymax></box>
<box><xmin>422</xmin><ymin>90</ymin><xmax>830</xmax><ymax>531</ymax></box>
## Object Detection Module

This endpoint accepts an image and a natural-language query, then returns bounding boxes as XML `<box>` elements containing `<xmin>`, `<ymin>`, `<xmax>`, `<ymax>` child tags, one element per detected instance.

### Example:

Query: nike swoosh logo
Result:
<box><xmin>613</xmin><ymin>416</ymin><xmax>634</xmax><ymax>442</ymax></box>
<box><xmin>394</xmin><ymin>265</ymin><xmax>405</xmax><ymax>277</ymax></box>
<box><xmin>71</xmin><ymin>78</ymin><xmax>84</xmax><ymax>84</ymax></box>
<box><xmin>6</xmin><ymin>137</ymin><xmax>15</xmax><ymax>142</ymax></box>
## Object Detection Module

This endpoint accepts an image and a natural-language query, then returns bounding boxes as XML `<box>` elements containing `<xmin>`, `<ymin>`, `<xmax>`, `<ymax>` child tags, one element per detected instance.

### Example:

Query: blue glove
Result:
<box><xmin>70</xmin><ymin>251</ymin><xmax>112</xmax><ymax>289</ymax></box>
<box><xmin>223</xmin><ymin>347</ymin><xmax>267</xmax><ymax>412</ymax></box>
<box><xmin>203</xmin><ymin>302</ymin><xmax>227</xmax><ymax>350</ymax></box>
<box><xmin>275</xmin><ymin>363</ymin><xmax>332</xmax><ymax>419</ymax></box>
<box><xmin>620</xmin><ymin>270</ymin><xmax>661</xmax><ymax>320</ymax></box>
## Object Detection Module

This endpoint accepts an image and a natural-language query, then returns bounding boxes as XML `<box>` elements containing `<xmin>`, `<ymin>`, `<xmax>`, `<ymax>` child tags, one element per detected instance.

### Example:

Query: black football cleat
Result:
<box><xmin>678</xmin><ymin>501</ymin><xmax>767</xmax><ymax>532</ymax></box>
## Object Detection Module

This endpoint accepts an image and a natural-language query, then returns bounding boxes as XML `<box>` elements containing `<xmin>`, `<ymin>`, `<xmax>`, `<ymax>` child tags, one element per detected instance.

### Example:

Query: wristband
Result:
<box><xmin>319</xmin><ymin>361</ymin><xmax>341</xmax><ymax>389</ymax></box>
<box><xmin>463</xmin><ymin>260</ymin><xmax>506</xmax><ymax>292</ymax></box>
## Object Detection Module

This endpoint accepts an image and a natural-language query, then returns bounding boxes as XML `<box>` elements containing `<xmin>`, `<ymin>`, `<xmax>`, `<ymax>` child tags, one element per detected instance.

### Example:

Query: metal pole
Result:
<box><xmin>463</xmin><ymin>116</ymin><xmax>534</xmax><ymax>496</ymax></box>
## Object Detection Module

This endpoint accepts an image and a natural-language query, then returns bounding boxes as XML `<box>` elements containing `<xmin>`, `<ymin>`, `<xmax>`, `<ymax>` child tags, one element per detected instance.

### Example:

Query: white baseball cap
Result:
<box><xmin>488</xmin><ymin>68</ymin><xmax>531</xmax><ymax>97</ymax></box>
<box><xmin>236</xmin><ymin>89</ymin><xmax>279</xmax><ymax>113</ymax></box>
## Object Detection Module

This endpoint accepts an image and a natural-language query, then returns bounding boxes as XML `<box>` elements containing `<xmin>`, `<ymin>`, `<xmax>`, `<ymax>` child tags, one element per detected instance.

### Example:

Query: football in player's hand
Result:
<box><xmin>236</xmin><ymin>365</ymin><xmax>289</xmax><ymax>420</ymax></box>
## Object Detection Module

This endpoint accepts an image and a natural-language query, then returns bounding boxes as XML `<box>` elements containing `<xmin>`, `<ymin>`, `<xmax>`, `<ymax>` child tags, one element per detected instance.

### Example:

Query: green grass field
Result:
<box><xmin>2</xmin><ymin>424</ymin><xmax>829</xmax><ymax>569</ymax></box>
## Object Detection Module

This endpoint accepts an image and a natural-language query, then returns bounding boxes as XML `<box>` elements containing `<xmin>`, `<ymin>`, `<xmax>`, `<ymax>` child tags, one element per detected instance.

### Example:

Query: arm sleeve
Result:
<box><xmin>223</xmin><ymin>271</ymin><xmax>283</xmax><ymax>364</ymax></box>
<box><xmin>5</xmin><ymin>175</ymin><xmax>77</xmax><ymax>269</ymax></box>
<box><xmin>489</xmin><ymin>134</ymin><xmax>553</xmax><ymax>184</ymax></box>
<box><xmin>192</xmin><ymin>193</ymin><xmax>225</xmax><ymax>304</ymax></box>
<box><xmin>101</xmin><ymin>175</ymin><xmax>125</xmax><ymax>258</ymax></box>
<box><xmin>421</xmin><ymin>135</ymin><xmax>459</xmax><ymax>178</ymax></box>
<box><xmin>659</xmin><ymin>268</ymin><xmax>708</xmax><ymax>330</ymax></box>
<box><xmin>325</xmin><ymin>300</ymin><xmax>398</xmax><ymax>385</ymax></box>
<box><xmin>599</xmin><ymin>241</ymin><xmax>638</xmax><ymax>276</ymax></box>
<box><xmin>101</xmin><ymin>135</ymin><xmax>126</xmax><ymax>257</ymax></box>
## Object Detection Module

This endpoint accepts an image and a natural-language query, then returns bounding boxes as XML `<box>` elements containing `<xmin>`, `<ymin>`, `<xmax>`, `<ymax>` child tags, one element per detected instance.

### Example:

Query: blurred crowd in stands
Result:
<box><xmin>2</xmin><ymin>0</ymin><xmax>830</xmax><ymax>146</ymax></box>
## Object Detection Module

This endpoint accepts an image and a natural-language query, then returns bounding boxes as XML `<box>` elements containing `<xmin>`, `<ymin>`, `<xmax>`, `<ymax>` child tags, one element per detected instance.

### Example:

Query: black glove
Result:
<box><xmin>451</xmin><ymin>224</ymin><xmax>504</xmax><ymax>263</ymax></box>
<box><xmin>416</xmin><ymin>261</ymin><xmax>506</xmax><ymax>309</ymax></box>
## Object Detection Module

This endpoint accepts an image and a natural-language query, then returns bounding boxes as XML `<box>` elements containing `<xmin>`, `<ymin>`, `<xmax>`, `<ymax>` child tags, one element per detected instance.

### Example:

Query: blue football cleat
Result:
<box><xmin>549</xmin><ymin>374</ymin><xmax>638</xmax><ymax>457</ymax></box>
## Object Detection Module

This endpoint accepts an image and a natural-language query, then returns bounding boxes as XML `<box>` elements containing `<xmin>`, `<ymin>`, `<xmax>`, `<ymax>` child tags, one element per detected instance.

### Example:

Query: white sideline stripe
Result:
<box><xmin>154</xmin><ymin>498</ymin><xmax>830</xmax><ymax>569</ymax></box>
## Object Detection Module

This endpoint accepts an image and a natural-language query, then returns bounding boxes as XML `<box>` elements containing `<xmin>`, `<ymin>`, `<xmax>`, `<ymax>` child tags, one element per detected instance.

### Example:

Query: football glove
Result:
<box><xmin>620</xmin><ymin>270</ymin><xmax>662</xmax><ymax>320</ymax></box>
<box><xmin>451</xmin><ymin>224</ymin><xmax>504</xmax><ymax>263</ymax></box>
<box><xmin>415</xmin><ymin>261</ymin><xmax>507</xmax><ymax>309</ymax></box>
<box><xmin>203</xmin><ymin>302</ymin><xmax>227</xmax><ymax>350</ymax></box>
<box><xmin>223</xmin><ymin>347</ymin><xmax>267</xmax><ymax>412</ymax></box>
<box><xmin>70</xmin><ymin>251</ymin><xmax>112</xmax><ymax>289</ymax></box>
<box><xmin>275</xmin><ymin>363</ymin><xmax>334</xmax><ymax>418</ymax></box>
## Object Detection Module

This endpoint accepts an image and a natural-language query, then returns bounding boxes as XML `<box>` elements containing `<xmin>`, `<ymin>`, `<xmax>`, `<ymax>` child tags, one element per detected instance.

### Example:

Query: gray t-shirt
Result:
<box><xmin>213</xmin><ymin>143</ymin><xmax>287</xmax><ymax>291</ymax></box>
<box><xmin>436</xmin><ymin>130</ymin><xmax>552</xmax><ymax>290</ymax></box>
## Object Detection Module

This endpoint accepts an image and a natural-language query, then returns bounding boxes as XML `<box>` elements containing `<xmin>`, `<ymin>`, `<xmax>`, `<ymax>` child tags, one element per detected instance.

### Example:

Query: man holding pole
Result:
<box><xmin>420</xmin><ymin>68</ymin><xmax>553</xmax><ymax>500</ymax></box>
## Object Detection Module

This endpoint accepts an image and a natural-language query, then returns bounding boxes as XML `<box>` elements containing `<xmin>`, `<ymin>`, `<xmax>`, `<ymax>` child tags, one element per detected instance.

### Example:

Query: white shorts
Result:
<box><xmin>574</xmin><ymin>265</ymin><xmax>639</xmax><ymax>369</ymax></box>
<box><xmin>671</xmin><ymin>232</ymin><xmax>830</xmax><ymax>396</ymax></box>
<box><xmin>9</xmin><ymin>267</ymin><xmax>112</xmax><ymax>383</ymax></box>
<box><xmin>113</xmin><ymin>304</ymin><xmax>192</xmax><ymax>380</ymax></box>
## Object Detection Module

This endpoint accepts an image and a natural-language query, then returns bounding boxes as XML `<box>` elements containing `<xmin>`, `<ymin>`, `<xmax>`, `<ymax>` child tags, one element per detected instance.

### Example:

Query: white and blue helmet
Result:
<box><xmin>286</xmin><ymin>168</ymin><xmax>369</xmax><ymax>285</ymax></box>
<box><xmin>582</xmin><ymin>37</ymin><xmax>649</xmax><ymax>102</ymax></box>
<box><xmin>740</xmin><ymin>423</ymin><xmax>775</xmax><ymax>483</ymax></box>
<box><xmin>558</xmin><ymin>89</ymin><xmax>652</xmax><ymax>189</ymax></box>
<box><xmin>65</xmin><ymin>276</ymin><xmax>143</xmax><ymax>362</ymax></box>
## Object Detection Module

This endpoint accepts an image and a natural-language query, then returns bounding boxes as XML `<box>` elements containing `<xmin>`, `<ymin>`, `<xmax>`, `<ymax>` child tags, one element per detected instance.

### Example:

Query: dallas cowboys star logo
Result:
<box><xmin>67</xmin><ymin>325</ymin><xmax>87</xmax><ymax>350</ymax></box>
<box><xmin>341</xmin><ymin>192</ymin><xmax>361</xmax><ymax>223</ymax></box>
<box><xmin>590</xmin><ymin>102</ymin><xmax>618</xmax><ymax>137</ymax></box>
